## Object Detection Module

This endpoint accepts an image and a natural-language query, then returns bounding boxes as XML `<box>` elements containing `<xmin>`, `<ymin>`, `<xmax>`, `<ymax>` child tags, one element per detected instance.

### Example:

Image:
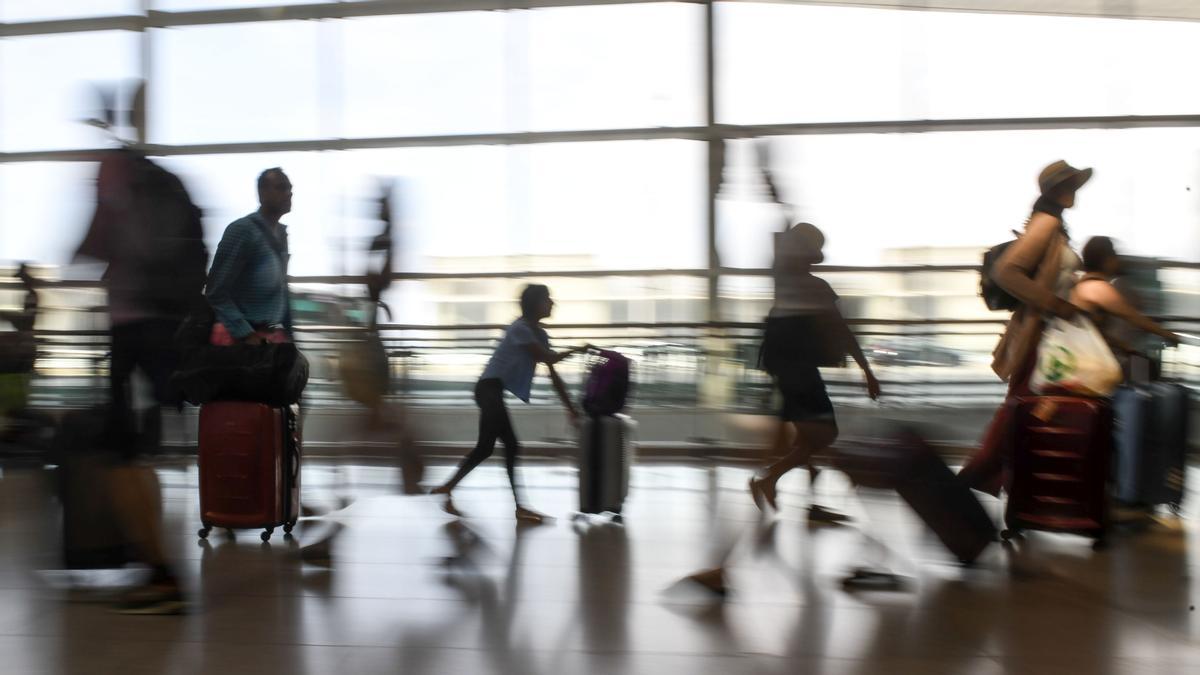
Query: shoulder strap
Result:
<box><xmin>248</xmin><ymin>214</ymin><xmax>289</xmax><ymax>265</ymax></box>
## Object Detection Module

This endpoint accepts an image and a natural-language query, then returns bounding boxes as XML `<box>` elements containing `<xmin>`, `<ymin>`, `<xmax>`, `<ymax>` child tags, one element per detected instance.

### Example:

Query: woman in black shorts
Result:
<box><xmin>749</xmin><ymin>222</ymin><xmax>880</xmax><ymax>522</ymax></box>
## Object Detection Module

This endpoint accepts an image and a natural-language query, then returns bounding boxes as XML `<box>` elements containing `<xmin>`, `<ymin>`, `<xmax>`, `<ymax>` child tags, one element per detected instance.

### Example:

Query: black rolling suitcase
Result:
<box><xmin>835</xmin><ymin>427</ymin><xmax>995</xmax><ymax>564</ymax></box>
<box><xmin>578</xmin><ymin>415</ymin><xmax>634</xmax><ymax>518</ymax></box>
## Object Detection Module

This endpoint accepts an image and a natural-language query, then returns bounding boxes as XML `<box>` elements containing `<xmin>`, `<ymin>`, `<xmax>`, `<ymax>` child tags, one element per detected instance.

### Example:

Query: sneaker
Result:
<box><xmin>807</xmin><ymin>505</ymin><xmax>852</xmax><ymax>525</ymax></box>
<box><xmin>113</xmin><ymin>582</ymin><xmax>187</xmax><ymax>615</ymax></box>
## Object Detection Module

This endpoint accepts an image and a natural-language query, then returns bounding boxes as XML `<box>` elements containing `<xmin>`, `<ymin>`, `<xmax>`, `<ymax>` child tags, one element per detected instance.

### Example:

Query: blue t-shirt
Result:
<box><xmin>480</xmin><ymin>319</ymin><xmax>550</xmax><ymax>403</ymax></box>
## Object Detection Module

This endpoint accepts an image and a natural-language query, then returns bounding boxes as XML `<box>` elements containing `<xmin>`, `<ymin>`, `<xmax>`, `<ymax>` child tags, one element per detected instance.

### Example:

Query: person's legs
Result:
<box><xmin>959</xmin><ymin>343</ymin><xmax>1037</xmax><ymax>495</ymax></box>
<box><xmin>108</xmin><ymin>463</ymin><xmax>168</xmax><ymax>570</ymax></box>
<box><xmin>493</xmin><ymin>401</ymin><xmax>523</xmax><ymax>507</ymax></box>
<box><xmin>750</xmin><ymin>419</ymin><xmax>794</xmax><ymax>510</ymax></box>
<box><xmin>754</xmin><ymin>421</ymin><xmax>838</xmax><ymax>504</ymax></box>
<box><xmin>751</xmin><ymin>366</ymin><xmax>838</xmax><ymax>512</ymax></box>
<box><xmin>106</xmin><ymin>321</ymin><xmax>185</xmax><ymax>613</ymax></box>
<box><xmin>491</xmin><ymin>404</ymin><xmax>545</xmax><ymax>521</ymax></box>
<box><xmin>433</xmin><ymin>381</ymin><xmax>502</xmax><ymax>496</ymax></box>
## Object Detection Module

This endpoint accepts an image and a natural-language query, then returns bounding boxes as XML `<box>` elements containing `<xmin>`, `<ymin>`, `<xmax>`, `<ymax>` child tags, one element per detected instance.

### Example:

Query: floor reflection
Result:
<box><xmin>0</xmin><ymin>462</ymin><xmax>1196</xmax><ymax>674</ymax></box>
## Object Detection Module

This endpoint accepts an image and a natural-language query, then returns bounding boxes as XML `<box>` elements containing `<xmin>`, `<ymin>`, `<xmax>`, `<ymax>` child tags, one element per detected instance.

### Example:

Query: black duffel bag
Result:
<box><xmin>172</xmin><ymin>341</ymin><xmax>308</xmax><ymax>406</ymax></box>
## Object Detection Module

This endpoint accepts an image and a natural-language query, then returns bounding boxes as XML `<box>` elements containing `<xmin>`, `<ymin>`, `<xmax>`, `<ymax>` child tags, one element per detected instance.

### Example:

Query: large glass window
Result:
<box><xmin>340</xmin><ymin>3</ymin><xmax>703</xmax><ymax>138</ymax></box>
<box><xmin>0</xmin><ymin>162</ymin><xmax>100</xmax><ymax>265</ymax></box>
<box><xmin>718</xmin><ymin>3</ymin><xmax>1200</xmax><ymax>124</ymax></box>
<box><xmin>1</xmin><ymin>1</ymin><xmax>1198</xmax><ymax>325</ymax></box>
<box><xmin>0</xmin><ymin>31</ymin><xmax>140</xmax><ymax>152</ymax></box>
<box><xmin>517</xmin><ymin>3</ymin><xmax>704</xmax><ymax>131</ymax></box>
<box><xmin>150</xmin><ymin>21</ymin><xmax>323</xmax><ymax>144</ymax></box>
<box><xmin>326</xmin><ymin>139</ymin><xmax>707</xmax><ymax>275</ymax></box>
<box><xmin>718</xmin><ymin>129</ymin><xmax>1200</xmax><ymax>267</ymax></box>
<box><xmin>340</xmin><ymin>13</ymin><xmax>508</xmax><ymax>138</ymax></box>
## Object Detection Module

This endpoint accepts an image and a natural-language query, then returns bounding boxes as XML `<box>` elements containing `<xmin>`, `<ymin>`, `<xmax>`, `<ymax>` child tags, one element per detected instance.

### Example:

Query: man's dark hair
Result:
<box><xmin>1082</xmin><ymin>236</ymin><xmax>1116</xmax><ymax>273</ymax></box>
<box><xmin>257</xmin><ymin>167</ymin><xmax>285</xmax><ymax>192</ymax></box>
<box><xmin>519</xmin><ymin>284</ymin><xmax>550</xmax><ymax>317</ymax></box>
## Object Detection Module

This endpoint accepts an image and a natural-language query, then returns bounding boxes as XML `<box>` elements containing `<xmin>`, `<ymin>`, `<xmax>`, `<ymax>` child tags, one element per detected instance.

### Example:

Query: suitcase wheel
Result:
<box><xmin>261</xmin><ymin>528</ymin><xmax>273</xmax><ymax>542</ymax></box>
<box><xmin>198</xmin><ymin>526</ymin><xmax>211</xmax><ymax>540</ymax></box>
<box><xmin>1168</xmin><ymin>502</ymin><xmax>1184</xmax><ymax>517</ymax></box>
<box><xmin>1000</xmin><ymin>528</ymin><xmax>1024</xmax><ymax>542</ymax></box>
<box><xmin>283</xmin><ymin>523</ymin><xmax>294</xmax><ymax>535</ymax></box>
<box><xmin>611</xmin><ymin>513</ymin><xmax>624</xmax><ymax>524</ymax></box>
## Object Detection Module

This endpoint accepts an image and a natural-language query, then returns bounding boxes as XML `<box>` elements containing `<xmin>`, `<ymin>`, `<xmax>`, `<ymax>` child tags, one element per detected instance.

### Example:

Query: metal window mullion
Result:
<box><xmin>6</xmin><ymin>113</ymin><xmax>1200</xmax><ymax>163</ymax></box>
<box><xmin>704</xmin><ymin>0</ymin><xmax>719</xmax><ymax>324</ymax></box>
<box><xmin>0</xmin><ymin>0</ymin><xmax>698</xmax><ymax>37</ymax></box>
<box><xmin>7</xmin><ymin>0</ymin><xmax>1200</xmax><ymax>38</ymax></box>
<box><xmin>146</xmin><ymin>0</ymin><xmax>697</xmax><ymax>27</ymax></box>
<box><xmin>139</xmin><ymin>0</ymin><xmax>152</xmax><ymax>146</ymax></box>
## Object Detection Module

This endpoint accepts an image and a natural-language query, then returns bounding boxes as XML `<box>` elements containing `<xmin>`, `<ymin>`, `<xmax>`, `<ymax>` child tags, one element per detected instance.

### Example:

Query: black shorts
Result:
<box><xmin>773</xmin><ymin>364</ymin><xmax>837</xmax><ymax>428</ymax></box>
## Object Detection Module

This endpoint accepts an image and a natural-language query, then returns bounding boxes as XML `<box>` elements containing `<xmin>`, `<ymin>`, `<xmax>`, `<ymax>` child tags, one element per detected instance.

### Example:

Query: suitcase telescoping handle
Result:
<box><xmin>1152</xmin><ymin>333</ymin><xmax>1198</xmax><ymax>384</ymax></box>
<box><xmin>1130</xmin><ymin>353</ymin><xmax>1151</xmax><ymax>385</ymax></box>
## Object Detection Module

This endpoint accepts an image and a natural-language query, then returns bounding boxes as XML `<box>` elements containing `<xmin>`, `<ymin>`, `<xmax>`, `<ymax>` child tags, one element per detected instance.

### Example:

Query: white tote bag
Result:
<box><xmin>1030</xmin><ymin>316</ymin><xmax>1123</xmax><ymax>397</ymax></box>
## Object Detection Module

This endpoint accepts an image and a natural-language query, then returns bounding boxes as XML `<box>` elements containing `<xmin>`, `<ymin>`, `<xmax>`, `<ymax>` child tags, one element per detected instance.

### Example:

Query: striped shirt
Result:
<box><xmin>206</xmin><ymin>212</ymin><xmax>292</xmax><ymax>340</ymax></box>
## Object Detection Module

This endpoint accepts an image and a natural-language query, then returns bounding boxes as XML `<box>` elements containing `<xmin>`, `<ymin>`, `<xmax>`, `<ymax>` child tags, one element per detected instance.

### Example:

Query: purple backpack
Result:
<box><xmin>583</xmin><ymin>349</ymin><xmax>632</xmax><ymax>417</ymax></box>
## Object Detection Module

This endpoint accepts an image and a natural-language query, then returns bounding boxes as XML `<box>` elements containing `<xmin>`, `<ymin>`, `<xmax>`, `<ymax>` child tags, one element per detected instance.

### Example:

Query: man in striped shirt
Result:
<box><xmin>206</xmin><ymin>168</ymin><xmax>294</xmax><ymax>344</ymax></box>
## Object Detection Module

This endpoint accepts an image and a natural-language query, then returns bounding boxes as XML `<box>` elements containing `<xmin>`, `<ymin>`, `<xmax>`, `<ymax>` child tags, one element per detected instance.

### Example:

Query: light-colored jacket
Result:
<box><xmin>990</xmin><ymin>214</ymin><xmax>1074</xmax><ymax>381</ymax></box>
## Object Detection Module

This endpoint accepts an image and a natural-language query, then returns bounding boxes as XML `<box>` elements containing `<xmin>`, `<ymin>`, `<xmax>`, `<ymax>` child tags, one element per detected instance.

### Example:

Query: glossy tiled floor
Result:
<box><xmin>2</xmin><ymin>459</ymin><xmax>1199</xmax><ymax>675</ymax></box>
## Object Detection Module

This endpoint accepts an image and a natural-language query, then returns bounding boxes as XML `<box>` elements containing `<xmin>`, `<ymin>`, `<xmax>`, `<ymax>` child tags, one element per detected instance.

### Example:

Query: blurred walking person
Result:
<box><xmin>960</xmin><ymin>160</ymin><xmax>1090</xmax><ymax>494</ymax></box>
<box><xmin>431</xmin><ymin>285</ymin><xmax>587</xmax><ymax>524</ymax></box>
<box><xmin>75</xmin><ymin>140</ymin><xmax>208</xmax><ymax>614</ymax></box>
<box><xmin>338</xmin><ymin>183</ymin><xmax>426</xmax><ymax>494</ymax></box>
<box><xmin>0</xmin><ymin>264</ymin><xmax>40</xmax><ymax>443</ymax></box>
<box><xmin>747</xmin><ymin>222</ymin><xmax>881</xmax><ymax>521</ymax></box>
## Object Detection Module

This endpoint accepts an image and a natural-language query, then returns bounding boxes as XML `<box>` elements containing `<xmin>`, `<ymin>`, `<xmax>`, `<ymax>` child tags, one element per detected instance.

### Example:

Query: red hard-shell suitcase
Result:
<box><xmin>197</xmin><ymin>402</ymin><xmax>300</xmax><ymax>541</ymax></box>
<box><xmin>1004</xmin><ymin>396</ymin><xmax>1111</xmax><ymax>547</ymax></box>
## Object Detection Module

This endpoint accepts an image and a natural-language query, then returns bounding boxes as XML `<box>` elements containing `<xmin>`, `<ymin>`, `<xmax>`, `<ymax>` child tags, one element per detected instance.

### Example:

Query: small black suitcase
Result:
<box><xmin>578</xmin><ymin>415</ymin><xmax>634</xmax><ymax>517</ymax></box>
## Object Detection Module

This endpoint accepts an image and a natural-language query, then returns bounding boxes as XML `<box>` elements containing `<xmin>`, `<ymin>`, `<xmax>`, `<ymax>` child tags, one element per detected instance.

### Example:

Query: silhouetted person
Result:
<box><xmin>75</xmin><ymin>139</ymin><xmax>208</xmax><ymax>614</ymax></box>
<box><xmin>748</xmin><ymin>222</ymin><xmax>880</xmax><ymax>521</ymax></box>
<box><xmin>1</xmin><ymin>264</ymin><xmax>37</xmax><ymax>336</ymax></box>
<box><xmin>960</xmin><ymin>160</ymin><xmax>1089</xmax><ymax>495</ymax></box>
<box><xmin>206</xmin><ymin>167</ymin><xmax>294</xmax><ymax>345</ymax></box>
<box><xmin>431</xmin><ymin>285</ymin><xmax>587</xmax><ymax>523</ymax></box>
<box><xmin>0</xmin><ymin>264</ymin><xmax>39</xmax><ymax>439</ymax></box>
<box><xmin>0</xmin><ymin>263</ymin><xmax>38</xmax><ymax>373</ymax></box>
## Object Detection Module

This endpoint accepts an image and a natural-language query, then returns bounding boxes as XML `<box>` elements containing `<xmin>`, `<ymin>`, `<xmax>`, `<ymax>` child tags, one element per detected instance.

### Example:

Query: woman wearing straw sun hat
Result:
<box><xmin>959</xmin><ymin>160</ymin><xmax>1091</xmax><ymax>494</ymax></box>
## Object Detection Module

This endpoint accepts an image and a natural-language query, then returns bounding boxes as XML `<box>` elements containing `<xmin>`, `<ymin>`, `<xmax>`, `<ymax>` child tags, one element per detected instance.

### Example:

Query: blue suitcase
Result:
<box><xmin>1113</xmin><ymin>382</ymin><xmax>1188</xmax><ymax>510</ymax></box>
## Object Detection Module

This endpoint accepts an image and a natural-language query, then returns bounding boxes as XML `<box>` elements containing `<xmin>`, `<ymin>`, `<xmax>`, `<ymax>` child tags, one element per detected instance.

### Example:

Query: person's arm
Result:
<box><xmin>548</xmin><ymin>363</ymin><xmax>580</xmax><ymax>426</ymax></box>
<box><xmin>523</xmin><ymin>341</ymin><xmax>588</xmax><ymax>366</ymax></box>
<box><xmin>205</xmin><ymin>221</ymin><xmax>256</xmax><ymax>341</ymax></box>
<box><xmin>833</xmin><ymin>307</ymin><xmax>881</xmax><ymax>400</ymax></box>
<box><xmin>1082</xmin><ymin>282</ymin><xmax>1179</xmax><ymax>345</ymax></box>
<box><xmin>992</xmin><ymin>213</ymin><xmax>1076</xmax><ymax>318</ymax></box>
